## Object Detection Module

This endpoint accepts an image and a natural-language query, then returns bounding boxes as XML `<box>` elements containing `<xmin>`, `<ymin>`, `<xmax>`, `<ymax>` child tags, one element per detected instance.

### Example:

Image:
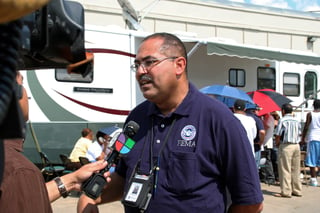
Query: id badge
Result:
<box><xmin>122</xmin><ymin>172</ymin><xmax>153</xmax><ymax>210</ymax></box>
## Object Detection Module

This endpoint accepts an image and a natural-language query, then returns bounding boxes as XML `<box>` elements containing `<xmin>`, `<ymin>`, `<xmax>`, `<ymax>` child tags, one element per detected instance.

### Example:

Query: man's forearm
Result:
<box><xmin>258</xmin><ymin>130</ymin><xmax>266</xmax><ymax>145</ymax></box>
<box><xmin>275</xmin><ymin>135</ymin><xmax>280</xmax><ymax>147</ymax></box>
<box><xmin>228</xmin><ymin>203</ymin><xmax>263</xmax><ymax>213</ymax></box>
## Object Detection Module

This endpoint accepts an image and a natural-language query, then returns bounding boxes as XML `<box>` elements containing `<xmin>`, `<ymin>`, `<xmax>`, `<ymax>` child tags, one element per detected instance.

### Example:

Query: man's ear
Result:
<box><xmin>175</xmin><ymin>57</ymin><xmax>187</xmax><ymax>75</ymax></box>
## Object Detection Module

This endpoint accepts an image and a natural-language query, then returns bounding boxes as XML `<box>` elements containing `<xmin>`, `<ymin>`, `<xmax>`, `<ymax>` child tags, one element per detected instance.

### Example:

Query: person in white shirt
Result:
<box><xmin>86</xmin><ymin>126</ymin><xmax>122</xmax><ymax>162</ymax></box>
<box><xmin>233</xmin><ymin>99</ymin><xmax>257</xmax><ymax>157</ymax></box>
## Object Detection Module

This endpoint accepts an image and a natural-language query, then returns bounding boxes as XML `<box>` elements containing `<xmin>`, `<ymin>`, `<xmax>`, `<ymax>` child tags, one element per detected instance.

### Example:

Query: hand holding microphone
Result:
<box><xmin>82</xmin><ymin>121</ymin><xmax>140</xmax><ymax>199</ymax></box>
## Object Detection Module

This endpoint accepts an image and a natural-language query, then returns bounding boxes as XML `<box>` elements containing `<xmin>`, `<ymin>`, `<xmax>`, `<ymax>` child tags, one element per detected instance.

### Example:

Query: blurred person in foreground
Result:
<box><xmin>0</xmin><ymin>71</ymin><xmax>110</xmax><ymax>212</ymax></box>
<box><xmin>77</xmin><ymin>33</ymin><xmax>263</xmax><ymax>213</ymax></box>
<box><xmin>274</xmin><ymin>103</ymin><xmax>302</xmax><ymax>198</ymax></box>
<box><xmin>301</xmin><ymin>99</ymin><xmax>320</xmax><ymax>187</ymax></box>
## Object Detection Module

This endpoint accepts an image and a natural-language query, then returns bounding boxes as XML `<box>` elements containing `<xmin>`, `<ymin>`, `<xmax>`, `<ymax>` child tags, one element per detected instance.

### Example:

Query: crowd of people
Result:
<box><xmin>1</xmin><ymin>32</ymin><xmax>320</xmax><ymax>213</ymax></box>
<box><xmin>229</xmin><ymin>98</ymin><xmax>320</xmax><ymax>199</ymax></box>
<box><xmin>230</xmin><ymin>99</ymin><xmax>279</xmax><ymax>186</ymax></box>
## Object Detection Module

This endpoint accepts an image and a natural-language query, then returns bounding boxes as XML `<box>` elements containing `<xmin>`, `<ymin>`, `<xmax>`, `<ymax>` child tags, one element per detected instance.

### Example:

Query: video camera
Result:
<box><xmin>0</xmin><ymin>0</ymin><xmax>91</xmax><ymax>184</ymax></box>
<box><xmin>0</xmin><ymin>0</ymin><xmax>92</xmax><ymax>137</ymax></box>
<box><xmin>18</xmin><ymin>0</ymin><xmax>92</xmax><ymax>75</ymax></box>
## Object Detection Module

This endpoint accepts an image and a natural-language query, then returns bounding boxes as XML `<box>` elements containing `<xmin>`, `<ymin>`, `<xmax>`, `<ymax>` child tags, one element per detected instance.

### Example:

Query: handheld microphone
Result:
<box><xmin>82</xmin><ymin>121</ymin><xmax>140</xmax><ymax>200</ymax></box>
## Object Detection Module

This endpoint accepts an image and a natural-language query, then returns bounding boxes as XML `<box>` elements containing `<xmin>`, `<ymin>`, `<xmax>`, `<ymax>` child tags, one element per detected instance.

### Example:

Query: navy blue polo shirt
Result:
<box><xmin>116</xmin><ymin>83</ymin><xmax>263</xmax><ymax>213</ymax></box>
<box><xmin>247</xmin><ymin>111</ymin><xmax>264</xmax><ymax>151</ymax></box>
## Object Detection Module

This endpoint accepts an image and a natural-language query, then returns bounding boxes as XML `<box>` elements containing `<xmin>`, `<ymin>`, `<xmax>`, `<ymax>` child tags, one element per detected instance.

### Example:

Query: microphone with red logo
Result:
<box><xmin>82</xmin><ymin>121</ymin><xmax>140</xmax><ymax>199</ymax></box>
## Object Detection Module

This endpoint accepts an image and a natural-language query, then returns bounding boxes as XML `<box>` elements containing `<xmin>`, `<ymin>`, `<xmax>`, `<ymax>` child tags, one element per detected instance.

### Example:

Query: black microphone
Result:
<box><xmin>82</xmin><ymin>121</ymin><xmax>140</xmax><ymax>199</ymax></box>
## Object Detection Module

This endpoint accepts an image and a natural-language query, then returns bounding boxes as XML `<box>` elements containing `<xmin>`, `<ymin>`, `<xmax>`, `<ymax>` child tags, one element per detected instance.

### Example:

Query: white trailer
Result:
<box><xmin>22</xmin><ymin>25</ymin><xmax>145</xmax><ymax>164</ymax></box>
<box><xmin>22</xmin><ymin>25</ymin><xmax>320</xmax><ymax>164</ymax></box>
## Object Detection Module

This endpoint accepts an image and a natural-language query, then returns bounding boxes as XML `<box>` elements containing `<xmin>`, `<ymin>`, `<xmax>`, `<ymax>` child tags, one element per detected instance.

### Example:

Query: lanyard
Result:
<box><xmin>150</xmin><ymin>117</ymin><xmax>177</xmax><ymax>168</ymax></box>
<box><xmin>136</xmin><ymin>115</ymin><xmax>177</xmax><ymax>195</ymax></box>
<box><xmin>138</xmin><ymin>116</ymin><xmax>177</xmax><ymax>172</ymax></box>
<box><xmin>150</xmin><ymin>116</ymin><xmax>177</xmax><ymax>194</ymax></box>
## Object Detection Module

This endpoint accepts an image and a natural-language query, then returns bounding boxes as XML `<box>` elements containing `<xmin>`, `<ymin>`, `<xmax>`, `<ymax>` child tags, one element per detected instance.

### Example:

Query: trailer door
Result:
<box><xmin>304</xmin><ymin>71</ymin><xmax>318</xmax><ymax>106</ymax></box>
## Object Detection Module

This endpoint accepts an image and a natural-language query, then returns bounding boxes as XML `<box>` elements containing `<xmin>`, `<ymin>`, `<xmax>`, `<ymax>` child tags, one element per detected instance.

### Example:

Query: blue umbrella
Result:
<box><xmin>200</xmin><ymin>84</ymin><xmax>255</xmax><ymax>108</ymax></box>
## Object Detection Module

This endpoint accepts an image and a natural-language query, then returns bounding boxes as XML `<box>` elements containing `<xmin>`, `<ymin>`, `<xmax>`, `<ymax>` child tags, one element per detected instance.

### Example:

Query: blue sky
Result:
<box><xmin>230</xmin><ymin>0</ymin><xmax>320</xmax><ymax>12</ymax></box>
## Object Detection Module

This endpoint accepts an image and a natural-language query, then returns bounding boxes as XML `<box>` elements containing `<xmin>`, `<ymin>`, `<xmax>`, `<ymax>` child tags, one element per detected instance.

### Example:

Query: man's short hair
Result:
<box><xmin>281</xmin><ymin>103</ymin><xmax>293</xmax><ymax>114</ymax></box>
<box><xmin>234</xmin><ymin>99</ymin><xmax>246</xmax><ymax>111</ymax></box>
<box><xmin>81</xmin><ymin>128</ymin><xmax>92</xmax><ymax>137</ymax></box>
<box><xmin>142</xmin><ymin>32</ymin><xmax>187</xmax><ymax>60</ymax></box>
<box><xmin>313</xmin><ymin>99</ymin><xmax>320</xmax><ymax>109</ymax></box>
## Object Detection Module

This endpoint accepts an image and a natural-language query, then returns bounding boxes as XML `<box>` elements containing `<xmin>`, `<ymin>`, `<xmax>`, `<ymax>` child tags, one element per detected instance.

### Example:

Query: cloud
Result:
<box><xmin>249</xmin><ymin>0</ymin><xmax>290</xmax><ymax>9</ymax></box>
<box><xmin>229</xmin><ymin>0</ymin><xmax>320</xmax><ymax>11</ymax></box>
<box><xmin>293</xmin><ymin>0</ymin><xmax>320</xmax><ymax>12</ymax></box>
<box><xmin>303</xmin><ymin>5</ymin><xmax>320</xmax><ymax>12</ymax></box>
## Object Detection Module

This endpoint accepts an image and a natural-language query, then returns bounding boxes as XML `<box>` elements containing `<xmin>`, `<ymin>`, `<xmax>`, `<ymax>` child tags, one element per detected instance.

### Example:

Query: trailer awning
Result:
<box><xmin>207</xmin><ymin>41</ymin><xmax>320</xmax><ymax>65</ymax></box>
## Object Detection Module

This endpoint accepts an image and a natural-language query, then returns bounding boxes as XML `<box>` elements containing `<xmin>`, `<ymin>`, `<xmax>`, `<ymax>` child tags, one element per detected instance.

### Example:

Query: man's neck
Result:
<box><xmin>234</xmin><ymin>110</ymin><xmax>246</xmax><ymax>115</ymax></box>
<box><xmin>156</xmin><ymin>82</ymin><xmax>189</xmax><ymax>116</ymax></box>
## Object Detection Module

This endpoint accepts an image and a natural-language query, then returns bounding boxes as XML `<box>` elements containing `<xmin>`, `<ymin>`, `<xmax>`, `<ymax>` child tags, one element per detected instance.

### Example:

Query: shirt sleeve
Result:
<box><xmin>0</xmin><ymin>164</ymin><xmax>52</xmax><ymax>212</ymax></box>
<box><xmin>274</xmin><ymin>120</ymin><xmax>282</xmax><ymax>136</ymax></box>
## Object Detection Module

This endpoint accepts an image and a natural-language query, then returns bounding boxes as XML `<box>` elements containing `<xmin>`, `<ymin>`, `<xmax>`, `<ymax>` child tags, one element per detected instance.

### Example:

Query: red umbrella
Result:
<box><xmin>247</xmin><ymin>89</ymin><xmax>292</xmax><ymax>116</ymax></box>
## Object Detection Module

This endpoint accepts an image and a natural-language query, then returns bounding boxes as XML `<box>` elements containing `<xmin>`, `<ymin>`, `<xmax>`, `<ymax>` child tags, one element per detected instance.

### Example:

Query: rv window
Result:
<box><xmin>55</xmin><ymin>69</ymin><xmax>93</xmax><ymax>83</ymax></box>
<box><xmin>257</xmin><ymin>67</ymin><xmax>275</xmax><ymax>90</ymax></box>
<box><xmin>283</xmin><ymin>73</ymin><xmax>300</xmax><ymax>96</ymax></box>
<box><xmin>229</xmin><ymin>69</ymin><xmax>245</xmax><ymax>87</ymax></box>
<box><xmin>304</xmin><ymin>71</ymin><xmax>318</xmax><ymax>99</ymax></box>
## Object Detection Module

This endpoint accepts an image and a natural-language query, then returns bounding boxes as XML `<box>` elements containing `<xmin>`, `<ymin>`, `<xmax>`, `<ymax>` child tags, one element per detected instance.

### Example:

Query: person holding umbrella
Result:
<box><xmin>233</xmin><ymin>99</ymin><xmax>257</xmax><ymax>157</ymax></box>
<box><xmin>260</xmin><ymin>112</ymin><xmax>276</xmax><ymax>185</ymax></box>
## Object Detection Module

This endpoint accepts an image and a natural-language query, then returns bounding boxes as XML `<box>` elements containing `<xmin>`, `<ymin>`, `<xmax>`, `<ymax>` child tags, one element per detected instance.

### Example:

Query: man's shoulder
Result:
<box><xmin>88</xmin><ymin>141</ymin><xmax>99</xmax><ymax>149</ymax></box>
<box><xmin>234</xmin><ymin>113</ymin><xmax>256</xmax><ymax>125</ymax></box>
<box><xmin>246</xmin><ymin>115</ymin><xmax>257</xmax><ymax>126</ymax></box>
<box><xmin>130</xmin><ymin>100</ymin><xmax>151</xmax><ymax>114</ymax></box>
<box><xmin>282</xmin><ymin>114</ymin><xmax>299</xmax><ymax>121</ymax></box>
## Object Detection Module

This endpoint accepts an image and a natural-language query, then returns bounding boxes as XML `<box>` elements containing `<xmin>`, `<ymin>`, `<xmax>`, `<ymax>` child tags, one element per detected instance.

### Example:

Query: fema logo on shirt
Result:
<box><xmin>181</xmin><ymin>125</ymin><xmax>196</xmax><ymax>141</ymax></box>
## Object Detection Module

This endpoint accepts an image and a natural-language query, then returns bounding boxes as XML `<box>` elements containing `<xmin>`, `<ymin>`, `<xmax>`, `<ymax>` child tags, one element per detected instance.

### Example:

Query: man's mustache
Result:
<box><xmin>139</xmin><ymin>74</ymin><xmax>153</xmax><ymax>82</ymax></box>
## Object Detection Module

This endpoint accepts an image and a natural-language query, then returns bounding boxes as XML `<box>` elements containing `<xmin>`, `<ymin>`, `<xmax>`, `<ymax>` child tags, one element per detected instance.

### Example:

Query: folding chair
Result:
<box><xmin>40</xmin><ymin>152</ymin><xmax>65</xmax><ymax>181</ymax></box>
<box><xmin>79</xmin><ymin>156</ymin><xmax>90</xmax><ymax>165</ymax></box>
<box><xmin>59</xmin><ymin>154</ymin><xmax>76</xmax><ymax>174</ymax></box>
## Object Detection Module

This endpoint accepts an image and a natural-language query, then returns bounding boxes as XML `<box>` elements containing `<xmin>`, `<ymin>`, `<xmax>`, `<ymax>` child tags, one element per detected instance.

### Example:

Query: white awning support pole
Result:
<box><xmin>187</xmin><ymin>41</ymin><xmax>206</xmax><ymax>59</ymax></box>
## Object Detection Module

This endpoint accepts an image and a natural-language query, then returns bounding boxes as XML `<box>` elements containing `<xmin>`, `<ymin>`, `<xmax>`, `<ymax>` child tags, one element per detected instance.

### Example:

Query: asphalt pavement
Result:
<box><xmin>52</xmin><ymin>179</ymin><xmax>320</xmax><ymax>213</ymax></box>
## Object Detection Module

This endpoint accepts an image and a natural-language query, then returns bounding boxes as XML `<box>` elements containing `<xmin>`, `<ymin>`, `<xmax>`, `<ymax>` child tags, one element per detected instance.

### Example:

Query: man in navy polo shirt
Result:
<box><xmin>77</xmin><ymin>33</ymin><xmax>263</xmax><ymax>213</ymax></box>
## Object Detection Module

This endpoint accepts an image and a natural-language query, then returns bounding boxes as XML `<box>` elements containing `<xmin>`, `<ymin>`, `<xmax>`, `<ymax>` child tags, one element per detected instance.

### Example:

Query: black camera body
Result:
<box><xmin>17</xmin><ymin>0</ymin><xmax>91</xmax><ymax>75</ymax></box>
<box><xmin>0</xmin><ymin>0</ymin><xmax>90</xmax><ymax>185</ymax></box>
<box><xmin>0</xmin><ymin>0</ymin><xmax>91</xmax><ymax>139</ymax></box>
